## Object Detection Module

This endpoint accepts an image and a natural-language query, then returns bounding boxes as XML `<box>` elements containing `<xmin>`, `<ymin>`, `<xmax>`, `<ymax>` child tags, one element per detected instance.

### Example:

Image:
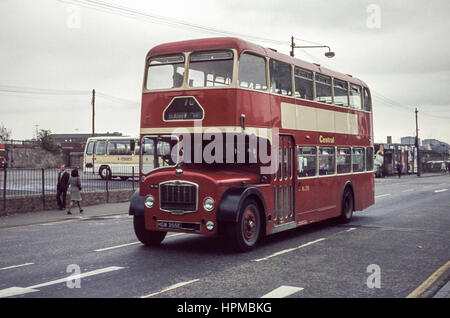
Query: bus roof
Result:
<box><xmin>86</xmin><ymin>136</ymin><xmax>136</xmax><ymax>141</ymax></box>
<box><xmin>147</xmin><ymin>37</ymin><xmax>368</xmax><ymax>88</ymax></box>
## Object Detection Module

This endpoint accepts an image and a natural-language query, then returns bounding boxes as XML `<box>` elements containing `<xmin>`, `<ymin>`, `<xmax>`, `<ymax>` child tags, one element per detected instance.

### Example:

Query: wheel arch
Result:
<box><xmin>129</xmin><ymin>189</ymin><xmax>145</xmax><ymax>216</ymax></box>
<box><xmin>217</xmin><ymin>186</ymin><xmax>268</xmax><ymax>232</ymax></box>
<box><xmin>341</xmin><ymin>181</ymin><xmax>355</xmax><ymax>211</ymax></box>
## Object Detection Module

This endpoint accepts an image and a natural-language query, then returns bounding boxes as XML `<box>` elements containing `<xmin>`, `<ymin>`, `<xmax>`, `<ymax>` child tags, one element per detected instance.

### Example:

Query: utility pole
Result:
<box><xmin>415</xmin><ymin>108</ymin><xmax>421</xmax><ymax>177</ymax></box>
<box><xmin>91</xmin><ymin>89</ymin><xmax>95</xmax><ymax>137</ymax></box>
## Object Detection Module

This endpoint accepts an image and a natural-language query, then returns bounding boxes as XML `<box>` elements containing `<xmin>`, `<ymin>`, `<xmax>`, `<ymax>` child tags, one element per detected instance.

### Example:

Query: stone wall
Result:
<box><xmin>6</xmin><ymin>146</ymin><xmax>83</xmax><ymax>169</ymax></box>
<box><xmin>0</xmin><ymin>189</ymin><xmax>134</xmax><ymax>216</ymax></box>
<box><xmin>7</xmin><ymin>146</ymin><xmax>65</xmax><ymax>169</ymax></box>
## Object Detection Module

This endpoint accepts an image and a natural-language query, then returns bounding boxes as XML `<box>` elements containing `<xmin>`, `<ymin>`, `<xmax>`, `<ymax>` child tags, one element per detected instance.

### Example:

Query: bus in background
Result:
<box><xmin>129</xmin><ymin>37</ymin><xmax>374</xmax><ymax>252</ymax></box>
<box><xmin>83</xmin><ymin>136</ymin><xmax>139</xmax><ymax>180</ymax></box>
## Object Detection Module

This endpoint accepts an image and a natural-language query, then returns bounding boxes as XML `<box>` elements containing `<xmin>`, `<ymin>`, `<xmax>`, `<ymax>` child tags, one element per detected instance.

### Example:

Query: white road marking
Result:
<box><xmin>375</xmin><ymin>194</ymin><xmax>391</xmax><ymax>198</ymax></box>
<box><xmin>345</xmin><ymin>227</ymin><xmax>357</xmax><ymax>232</ymax></box>
<box><xmin>95</xmin><ymin>233</ymin><xmax>187</xmax><ymax>252</ymax></box>
<box><xmin>167</xmin><ymin>233</ymin><xmax>187</xmax><ymax>238</ymax></box>
<box><xmin>95</xmin><ymin>242</ymin><xmax>140</xmax><ymax>252</ymax></box>
<box><xmin>402</xmin><ymin>189</ymin><xmax>414</xmax><ymax>193</ymax></box>
<box><xmin>261</xmin><ymin>286</ymin><xmax>304</xmax><ymax>298</ymax></box>
<box><xmin>28</xmin><ymin>266</ymin><xmax>125</xmax><ymax>289</ymax></box>
<box><xmin>0</xmin><ymin>287</ymin><xmax>39</xmax><ymax>298</ymax></box>
<box><xmin>140</xmin><ymin>279</ymin><xmax>200</xmax><ymax>298</ymax></box>
<box><xmin>0</xmin><ymin>266</ymin><xmax>124</xmax><ymax>298</ymax></box>
<box><xmin>0</xmin><ymin>262</ymin><xmax>34</xmax><ymax>271</ymax></box>
<box><xmin>253</xmin><ymin>238</ymin><xmax>326</xmax><ymax>262</ymax></box>
<box><xmin>434</xmin><ymin>189</ymin><xmax>448</xmax><ymax>193</ymax></box>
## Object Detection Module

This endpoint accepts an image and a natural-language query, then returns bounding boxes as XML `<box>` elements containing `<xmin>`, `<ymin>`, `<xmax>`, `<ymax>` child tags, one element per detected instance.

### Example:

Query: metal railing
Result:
<box><xmin>1</xmin><ymin>166</ymin><xmax>137</xmax><ymax>211</ymax></box>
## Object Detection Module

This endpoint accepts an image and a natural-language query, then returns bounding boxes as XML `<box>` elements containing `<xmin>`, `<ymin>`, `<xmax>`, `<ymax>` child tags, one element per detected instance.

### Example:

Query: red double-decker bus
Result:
<box><xmin>129</xmin><ymin>37</ymin><xmax>374</xmax><ymax>252</ymax></box>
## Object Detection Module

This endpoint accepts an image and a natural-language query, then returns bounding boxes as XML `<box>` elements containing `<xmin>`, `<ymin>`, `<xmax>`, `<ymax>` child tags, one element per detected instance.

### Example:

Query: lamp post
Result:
<box><xmin>290</xmin><ymin>36</ymin><xmax>335</xmax><ymax>58</ymax></box>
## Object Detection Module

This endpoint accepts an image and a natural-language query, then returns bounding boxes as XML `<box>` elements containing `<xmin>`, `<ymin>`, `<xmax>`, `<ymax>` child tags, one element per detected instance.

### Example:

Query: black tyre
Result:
<box><xmin>99</xmin><ymin>166</ymin><xmax>112</xmax><ymax>180</ymax></box>
<box><xmin>225</xmin><ymin>199</ymin><xmax>261</xmax><ymax>252</ymax></box>
<box><xmin>133</xmin><ymin>215</ymin><xmax>166</xmax><ymax>246</ymax></box>
<box><xmin>338</xmin><ymin>187</ymin><xmax>354</xmax><ymax>223</ymax></box>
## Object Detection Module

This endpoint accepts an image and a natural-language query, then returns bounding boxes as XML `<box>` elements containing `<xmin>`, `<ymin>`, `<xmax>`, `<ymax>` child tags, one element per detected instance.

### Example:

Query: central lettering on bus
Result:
<box><xmin>319</xmin><ymin>135</ymin><xmax>335</xmax><ymax>144</ymax></box>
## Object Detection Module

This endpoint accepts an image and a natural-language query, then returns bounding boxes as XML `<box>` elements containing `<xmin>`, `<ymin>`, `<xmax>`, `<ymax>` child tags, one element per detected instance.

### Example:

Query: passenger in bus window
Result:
<box><xmin>172</xmin><ymin>72</ymin><xmax>184</xmax><ymax>88</ymax></box>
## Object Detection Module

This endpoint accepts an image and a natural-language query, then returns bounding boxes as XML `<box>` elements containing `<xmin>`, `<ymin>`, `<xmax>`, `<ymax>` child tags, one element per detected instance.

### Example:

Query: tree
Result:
<box><xmin>0</xmin><ymin>123</ymin><xmax>11</xmax><ymax>141</ymax></box>
<box><xmin>37</xmin><ymin>129</ymin><xmax>59</xmax><ymax>153</ymax></box>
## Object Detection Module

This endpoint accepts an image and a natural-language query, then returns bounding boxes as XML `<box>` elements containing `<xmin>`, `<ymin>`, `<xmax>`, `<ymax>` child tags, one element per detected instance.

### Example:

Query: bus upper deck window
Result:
<box><xmin>364</xmin><ymin>88</ymin><xmax>372</xmax><ymax>112</ymax></box>
<box><xmin>238</xmin><ymin>53</ymin><xmax>267</xmax><ymax>91</ymax></box>
<box><xmin>270</xmin><ymin>59</ymin><xmax>292</xmax><ymax>96</ymax></box>
<box><xmin>294</xmin><ymin>67</ymin><xmax>313</xmax><ymax>100</ymax></box>
<box><xmin>349</xmin><ymin>84</ymin><xmax>362</xmax><ymax>110</ymax></box>
<box><xmin>188</xmin><ymin>51</ymin><xmax>233</xmax><ymax>88</ymax></box>
<box><xmin>333</xmin><ymin>79</ymin><xmax>348</xmax><ymax>107</ymax></box>
<box><xmin>315</xmin><ymin>74</ymin><xmax>332</xmax><ymax>104</ymax></box>
<box><xmin>147</xmin><ymin>54</ymin><xmax>185</xmax><ymax>90</ymax></box>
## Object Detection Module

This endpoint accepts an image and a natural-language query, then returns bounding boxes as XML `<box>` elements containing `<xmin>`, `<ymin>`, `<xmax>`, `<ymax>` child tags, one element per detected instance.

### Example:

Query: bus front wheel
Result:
<box><xmin>99</xmin><ymin>166</ymin><xmax>112</xmax><ymax>180</ymax></box>
<box><xmin>133</xmin><ymin>215</ymin><xmax>166</xmax><ymax>246</ymax></box>
<box><xmin>224</xmin><ymin>198</ymin><xmax>261</xmax><ymax>252</ymax></box>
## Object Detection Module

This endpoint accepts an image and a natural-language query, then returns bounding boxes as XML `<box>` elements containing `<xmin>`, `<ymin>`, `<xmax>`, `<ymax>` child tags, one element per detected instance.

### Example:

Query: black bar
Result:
<box><xmin>106</xmin><ymin>177</ymin><xmax>109</xmax><ymax>203</ymax></box>
<box><xmin>42</xmin><ymin>168</ymin><xmax>45</xmax><ymax>209</ymax></box>
<box><xmin>2</xmin><ymin>166</ymin><xmax>6</xmax><ymax>211</ymax></box>
<box><xmin>132</xmin><ymin>167</ymin><xmax>135</xmax><ymax>191</ymax></box>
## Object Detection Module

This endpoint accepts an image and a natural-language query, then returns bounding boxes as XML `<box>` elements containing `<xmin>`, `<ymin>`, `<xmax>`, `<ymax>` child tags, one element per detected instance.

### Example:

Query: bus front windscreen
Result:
<box><xmin>141</xmin><ymin>136</ymin><xmax>179</xmax><ymax>174</ymax></box>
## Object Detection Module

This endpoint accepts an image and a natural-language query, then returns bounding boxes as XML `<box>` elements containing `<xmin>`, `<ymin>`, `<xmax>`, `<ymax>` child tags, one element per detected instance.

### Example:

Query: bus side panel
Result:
<box><xmin>315</xmin><ymin>176</ymin><xmax>340</xmax><ymax>220</ymax></box>
<box><xmin>352</xmin><ymin>173</ymin><xmax>375</xmax><ymax>211</ymax></box>
<box><xmin>236</xmin><ymin>89</ymin><xmax>272</xmax><ymax>128</ymax></box>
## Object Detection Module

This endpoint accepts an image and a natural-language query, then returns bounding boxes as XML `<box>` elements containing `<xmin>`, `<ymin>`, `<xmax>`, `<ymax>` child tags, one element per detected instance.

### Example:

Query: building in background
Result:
<box><xmin>374</xmin><ymin>137</ymin><xmax>449</xmax><ymax>177</ymax></box>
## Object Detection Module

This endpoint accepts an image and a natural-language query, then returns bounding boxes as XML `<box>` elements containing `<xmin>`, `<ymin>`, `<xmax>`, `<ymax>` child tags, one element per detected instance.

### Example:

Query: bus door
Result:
<box><xmin>273</xmin><ymin>135</ymin><xmax>295</xmax><ymax>225</ymax></box>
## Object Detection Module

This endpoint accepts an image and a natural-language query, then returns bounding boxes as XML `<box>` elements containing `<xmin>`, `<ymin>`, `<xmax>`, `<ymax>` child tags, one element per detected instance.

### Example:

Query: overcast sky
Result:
<box><xmin>0</xmin><ymin>0</ymin><xmax>449</xmax><ymax>144</ymax></box>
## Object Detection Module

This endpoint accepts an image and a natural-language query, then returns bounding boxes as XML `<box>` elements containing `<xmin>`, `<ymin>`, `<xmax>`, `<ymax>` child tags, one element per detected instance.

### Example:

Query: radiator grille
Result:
<box><xmin>159</xmin><ymin>181</ymin><xmax>198</xmax><ymax>213</ymax></box>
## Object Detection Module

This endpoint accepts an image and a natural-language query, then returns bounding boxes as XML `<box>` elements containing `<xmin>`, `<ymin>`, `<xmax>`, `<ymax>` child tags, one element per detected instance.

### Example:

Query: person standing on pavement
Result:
<box><xmin>396</xmin><ymin>162</ymin><xmax>402</xmax><ymax>178</ymax></box>
<box><xmin>67</xmin><ymin>168</ymin><xmax>83</xmax><ymax>215</ymax></box>
<box><xmin>56</xmin><ymin>164</ymin><xmax>70</xmax><ymax>210</ymax></box>
<box><xmin>441</xmin><ymin>162</ymin><xmax>447</xmax><ymax>174</ymax></box>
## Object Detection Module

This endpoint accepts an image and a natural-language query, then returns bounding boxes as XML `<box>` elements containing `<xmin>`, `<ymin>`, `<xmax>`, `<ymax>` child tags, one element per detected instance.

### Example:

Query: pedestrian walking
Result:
<box><xmin>56</xmin><ymin>164</ymin><xmax>70</xmax><ymax>210</ymax></box>
<box><xmin>67</xmin><ymin>168</ymin><xmax>83</xmax><ymax>215</ymax></box>
<box><xmin>396</xmin><ymin>162</ymin><xmax>402</xmax><ymax>178</ymax></box>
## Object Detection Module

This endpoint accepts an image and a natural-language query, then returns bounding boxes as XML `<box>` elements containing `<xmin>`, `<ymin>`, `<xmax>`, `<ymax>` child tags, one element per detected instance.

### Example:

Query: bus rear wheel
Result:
<box><xmin>133</xmin><ymin>215</ymin><xmax>166</xmax><ymax>246</ymax></box>
<box><xmin>224</xmin><ymin>198</ymin><xmax>261</xmax><ymax>252</ymax></box>
<box><xmin>338</xmin><ymin>187</ymin><xmax>354</xmax><ymax>223</ymax></box>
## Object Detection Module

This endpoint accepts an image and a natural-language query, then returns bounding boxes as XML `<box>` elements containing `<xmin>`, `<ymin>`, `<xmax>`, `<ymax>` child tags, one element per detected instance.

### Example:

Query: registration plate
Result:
<box><xmin>157</xmin><ymin>221</ymin><xmax>201</xmax><ymax>232</ymax></box>
<box><xmin>157</xmin><ymin>221</ymin><xmax>182</xmax><ymax>230</ymax></box>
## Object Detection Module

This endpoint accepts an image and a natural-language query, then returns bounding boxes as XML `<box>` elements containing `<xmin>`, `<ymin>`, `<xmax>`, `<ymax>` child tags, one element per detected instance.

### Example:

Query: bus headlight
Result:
<box><xmin>203</xmin><ymin>197</ymin><xmax>215</xmax><ymax>212</ymax></box>
<box><xmin>145</xmin><ymin>195</ymin><xmax>155</xmax><ymax>208</ymax></box>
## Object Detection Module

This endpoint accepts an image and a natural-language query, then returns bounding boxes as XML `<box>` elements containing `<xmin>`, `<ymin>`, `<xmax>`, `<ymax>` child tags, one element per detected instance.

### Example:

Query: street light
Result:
<box><xmin>290</xmin><ymin>36</ymin><xmax>335</xmax><ymax>58</ymax></box>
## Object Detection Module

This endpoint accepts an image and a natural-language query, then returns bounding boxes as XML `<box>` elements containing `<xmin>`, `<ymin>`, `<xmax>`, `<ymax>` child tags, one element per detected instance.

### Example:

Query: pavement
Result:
<box><xmin>0</xmin><ymin>201</ymin><xmax>130</xmax><ymax>229</ymax></box>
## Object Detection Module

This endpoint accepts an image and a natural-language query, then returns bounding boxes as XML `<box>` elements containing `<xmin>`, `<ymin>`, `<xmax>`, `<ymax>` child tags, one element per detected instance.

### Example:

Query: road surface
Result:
<box><xmin>0</xmin><ymin>175</ymin><xmax>448</xmax><ymax>300</ymax></box>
